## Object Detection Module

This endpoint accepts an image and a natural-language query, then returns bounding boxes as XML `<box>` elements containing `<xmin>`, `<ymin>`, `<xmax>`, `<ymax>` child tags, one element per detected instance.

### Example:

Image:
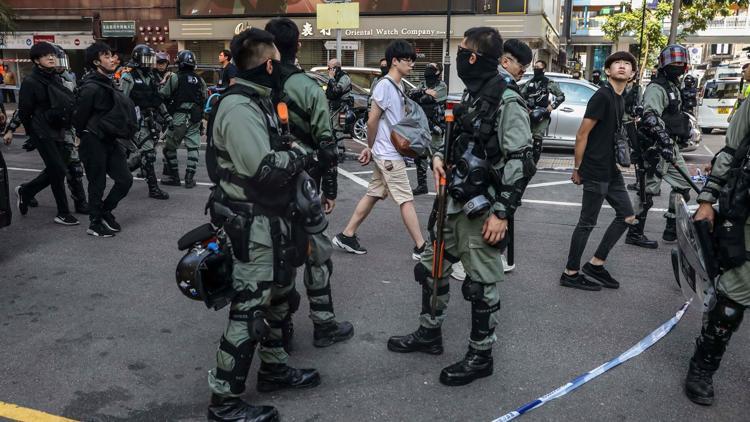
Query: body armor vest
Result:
<box><xmin>650</xmin><ymin>76</ymin><xmax>691</xmax><ymax>139</ymax></box>
<box><xmin>525</xmin><ymin>76</ymin><xmax>550</xmax><ymax>108</ymax></box>
<box><xmin>129</xmin><ymin>69</ymin><xmax>161</xmax><ymax>109</ymax></box>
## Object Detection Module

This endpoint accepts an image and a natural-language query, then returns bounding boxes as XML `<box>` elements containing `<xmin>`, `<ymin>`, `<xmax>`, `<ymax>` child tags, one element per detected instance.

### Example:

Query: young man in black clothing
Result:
<box><xmin>217</xmin><ymin>49</ymin><xmax>237</xmax><ymax>91</ymax></box>
<box><xmin>13</xmin><ymin>42</ymin><xmax>78</xmax><ymax>226</ymax></box>
<box><xmin>561</xmin><ymin>51</ymin><xmax>638</xmax><ymax>291</ymax></box>
<box><xmin>73</xmin><ymin>42</ymin><xmax>133</xmax><ymax>237</ymax></box>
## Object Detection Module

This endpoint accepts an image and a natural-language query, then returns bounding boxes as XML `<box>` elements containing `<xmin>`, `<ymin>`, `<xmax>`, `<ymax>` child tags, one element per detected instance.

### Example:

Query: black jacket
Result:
<box><xmin>17</xmin><ymin>66</ymin><xmax>66</xmax><ymax>141</ymax></box>
<box><xmin>73</xmin><ymin>71</ymin><xmax>116</xmax><ymax>138</ymax></box>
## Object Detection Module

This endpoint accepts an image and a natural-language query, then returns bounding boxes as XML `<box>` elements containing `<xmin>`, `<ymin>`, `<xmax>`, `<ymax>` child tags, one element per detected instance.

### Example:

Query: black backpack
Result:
<box><xmin>85</xmin><ymin>79</ymin><xmax>139</xmax><ymax>140</ymax></box>
<box><xmin>32</xmin><ymin>73</ymin><xmax>75</xmax><ymax>130</ymax></box>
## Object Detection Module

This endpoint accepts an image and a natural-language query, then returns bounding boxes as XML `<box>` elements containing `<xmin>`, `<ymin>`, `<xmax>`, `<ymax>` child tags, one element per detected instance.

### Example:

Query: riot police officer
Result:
<box><xmin>681</xmin><ymin>74</ymin><xmax>698</xmax><ymax>116</ymax></box>
<box><xmin>326</xmin><ymin>58</ymin><xmax>352</xmax><ymax>139</ymax></box>
<box><xmin>410</xmin><ymin>63</ymin><xmax>447</xmax><ymax>195</ymax></box>
<box><xmin>264</xmin><ymin>17</ymin><xmax>354</xmax><ymax>350</ymax></box>
<box><xmin>206</xmin><ymin>28</ymin><xmax>319</xmax><ymax>422</ymax></box>
<box><xmin>682</xmin><ymin>91</ymin><xmax>750</xmax><ymax>407</ymax></box>
<box><xmin>625</xmin><ymin>45</ymin><xmax>693</xmax><ymax>248</ymax></box>
<box><xmin>388</xmin><ymin>27</ymin><xmax>536</xmax><ymax>386</ymax></box>
<box><xmin>120</xmin><ymin>44</ymin><xmax>170</xmax><ymax>200</ymax></box>
<box><xmin>591</xmin><ymin>69</ymin><xmax>606</xmax><ymax>87</ymax></box>
<box><xmin>521</xmin><ymin>59</ymin><xmax>565</xmax><ymax>163</ymax></box>
<box><xmin>154</xmin><ymin>52</ymin><xmax>171</xmax><ymax>85</ymax></box>
<box><xmin>159</xmin><ymin>50</ymin><xmax>207</xmax><ymax>188</ymax></box>
<box><xmin>371</xmin><ymin>57</ymin><xmax>388</xmax><ymax>93</ymax></box>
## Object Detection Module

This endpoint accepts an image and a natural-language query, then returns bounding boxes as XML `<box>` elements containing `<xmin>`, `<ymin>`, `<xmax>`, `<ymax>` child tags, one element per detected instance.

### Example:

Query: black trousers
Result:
<box><xmin>79</xmin><ymin>134</ymin><xmax>133</xmax><ymax>222</ymax></box>
<box><xmin>4</xmin><ymin>89</ymin><xmax>16</xmax><ymax>103</ymax></box>
<box><xmin>24</xmin><ymin>138</ymin><xmax>70</xmax><ymax>215</ymax></box>
<box><xmin>566</xmin><ymin>172</ymin><xmax>635</xmax><ymax>271</ymax></box>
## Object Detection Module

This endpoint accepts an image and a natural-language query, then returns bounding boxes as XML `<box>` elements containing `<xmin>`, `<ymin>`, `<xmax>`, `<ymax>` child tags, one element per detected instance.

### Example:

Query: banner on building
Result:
<box><xmin>180</xmin><ymin>0</ymin><xmax>473</xmax><ymax>17</ymax></box>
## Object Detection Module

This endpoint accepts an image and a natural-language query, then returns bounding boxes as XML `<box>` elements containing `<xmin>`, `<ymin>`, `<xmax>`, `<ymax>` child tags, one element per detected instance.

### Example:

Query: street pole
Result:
<box><xmin>336</xmin><ymin>28</ymin><xmax>342</xmax><ymax>63</ymax></box>
<box><xmin>444</xmin><ymin>0</ymin><xmax>452</xmax><ymax>89</ymax></box>
<box><xmin>638</xmin><ymin>0</ymin><xmax>647</xmax><ymax>77</ymax></box>
<box><xmin>668</xmin><ymin>0</ymin><xmax>681</xmax><ymax>45</ymax></box>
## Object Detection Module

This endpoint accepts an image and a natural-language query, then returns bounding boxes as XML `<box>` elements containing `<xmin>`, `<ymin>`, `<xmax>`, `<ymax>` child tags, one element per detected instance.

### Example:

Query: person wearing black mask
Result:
<box><xmin>73</xmin><ymin>42</ymin><xmax>134</xmax><ymax>237</ymax></box>
<box><xmin>370</xmin><ymin>57</ymin><xmax>388</xmax><ymax>93</ymax></box>
<box><xmin>12</xmin><ymin>41</ymin><xmax>78</xmax><ymax>226</ymax></box>
<box><xmin>205</xmin><ymin>27</ymin><xmax>320</xmax><ymax>422</ymax></box>
<box><xmin>591</xmin><ymin>69</ymin><xmax>606</xmax><ymax>87</ymax></box>
<box><xmin>388</xmin><ymin>27</ymin><xmax>535</xmax><ymax>387</ymax></box>
<box><xmin>410</xmin><ymin>62</ymin><xmax>447</xmax><ymax>195</ymax></box>
<box><xmin>521</xmin><ymin>59</ymin><xmax>565</xmax><ymax>163</ymax></box>
<box><xmin>626</xmin><ymin>44</ymin><xmax>693</xmax><ymax>247</ymax></box>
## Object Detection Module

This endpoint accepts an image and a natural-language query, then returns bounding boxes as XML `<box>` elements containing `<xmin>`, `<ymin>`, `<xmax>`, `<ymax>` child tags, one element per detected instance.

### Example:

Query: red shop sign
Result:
<box><xmin>33</xmin><ymin>35</ymin><xmax>55</xmax><ymax>44</ymax></box>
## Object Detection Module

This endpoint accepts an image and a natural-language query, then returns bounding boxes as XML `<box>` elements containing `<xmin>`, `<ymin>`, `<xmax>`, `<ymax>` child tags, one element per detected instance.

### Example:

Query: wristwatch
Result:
<box><xmin>493</xmin><ymin>210</ymin><xmax>507</xmax><ymax>220</ymax></box>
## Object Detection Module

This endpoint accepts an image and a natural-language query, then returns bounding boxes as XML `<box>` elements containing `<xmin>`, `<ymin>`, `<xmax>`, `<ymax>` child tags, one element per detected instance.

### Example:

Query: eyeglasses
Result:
<box><xmin>397</xmin><ymin>57</ymin><xmax>414</xmax><ymax>64</ymax></box>
<box><xmin>505</xmin><ymin>55</ymin><xmax>529</xmax><ymax>71</ymax></box>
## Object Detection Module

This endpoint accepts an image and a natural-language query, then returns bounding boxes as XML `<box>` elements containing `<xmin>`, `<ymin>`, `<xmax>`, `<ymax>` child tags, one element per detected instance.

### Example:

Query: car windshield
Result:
<box><xmin>557</xmin><ymin>82</ymin><xmax>595</xmax><ymax>105</ymax></box>
<box><xmin>703</xmin><ymin>81</ymin><xmax>740</xmax><ymax>99</ymax></box>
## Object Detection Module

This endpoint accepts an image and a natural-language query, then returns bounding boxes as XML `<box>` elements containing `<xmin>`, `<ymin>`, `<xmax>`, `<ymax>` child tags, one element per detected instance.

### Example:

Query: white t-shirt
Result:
<box><xmin>370</xmin><ymin>76</ymin><xmax>406</xmax><ymax>161</ymax></box>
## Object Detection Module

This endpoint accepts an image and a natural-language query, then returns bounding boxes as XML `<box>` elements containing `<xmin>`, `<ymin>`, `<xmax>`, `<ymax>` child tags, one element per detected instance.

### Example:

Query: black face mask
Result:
<box><xmin>380</xmin><ymin>66</ymin><xmax>388</xmax><ymax>76</ymax></box>
<box><xmin>456</xmin><ymin>48</ymin><xmax>498</xmax><ymax>95</ymax></box>
<box><xmin>592</xmin><ymin>74</ymin><xmax>601</xmax><ymax>83</ymax></box>
<box><xmin>424</xmin><ymin>67</ymin><xmax>439</xmax><ymax>87</ymax></box>
<box><xmin>533</xmin><ymin>68</ymin><xmax>544</xmax><ymax>78</ymax></box>
<box><xmin>662</xmin><ymin>65</ymin><xmax>685</xmax><ymax>82</ymax></box>
<box><xmin>238</xmin><ymin>59</ymin><xmax>282</xmax><ymax>92</ymax></box>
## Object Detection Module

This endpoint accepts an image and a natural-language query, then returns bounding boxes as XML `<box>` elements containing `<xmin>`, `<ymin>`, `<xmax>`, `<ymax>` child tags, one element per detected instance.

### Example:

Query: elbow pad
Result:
<box><xmin>640</xmin><ymin>112</ymin><xmax>672</xmax><ymax>148</ymax></box>
<box><xmin>321</xmin><ymin>167</ymin><xmax>338</xmax><ymax>200</ymax></box>
<box><xmin>255</xmin><ymin>150</ymin><xmax>312</xmax><ymax>191</ymax></box>
<box><xmin>317</xmin><ymin>137</ymin><xmax>339</xmax><ymax>169</ymax></box>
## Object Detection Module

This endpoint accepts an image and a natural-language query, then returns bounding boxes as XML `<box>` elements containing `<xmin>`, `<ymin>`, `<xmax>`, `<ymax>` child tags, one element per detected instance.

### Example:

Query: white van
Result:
<box><xmin>697</xmin><ymin>77</ymin><xmax>742</xmax><ymax>133</ymax></box>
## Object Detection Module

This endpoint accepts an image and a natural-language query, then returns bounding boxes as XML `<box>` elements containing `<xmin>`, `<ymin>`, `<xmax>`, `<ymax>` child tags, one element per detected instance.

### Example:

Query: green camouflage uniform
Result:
<box><xmin>419</xmin><ymin>71</ymin><xmax>535</xmax><ymax>351</ymax></box>
<box><xmin>59</xmin><ymin>71</ymin><xmax>87</xmax><ymax>208</ymax></box>
<box><xmin>207</xmin><ymin>79</ymin><xmax>308</xmax><ymax>396</ymax></box>
<box><xmin>329</xmin><ymin>72</ymin><xmax>352</xmax><ymax>136</ymax></box>
<box><xmin>120</xmin><ymin>68</ymin><xmax>163</xmax><ymax>159</ymax></box>
<box><xmin>159</xmin><ymin>71</ymin><xmax>207</xmax><ymax>178</ymax></box>
<box><xmin>282</xmin><ymin>67</ymin><xmax>339</xmax><ymax>323</ymax></box>
<box><xmin>637</xmin><ymin>81</ymin><xmax>692</xmax><ymax>219</ymax></box>
<box><xmin>697</xmin><ymin>98</ymin><xmax>750</xmax><ymax>306</ymax></box>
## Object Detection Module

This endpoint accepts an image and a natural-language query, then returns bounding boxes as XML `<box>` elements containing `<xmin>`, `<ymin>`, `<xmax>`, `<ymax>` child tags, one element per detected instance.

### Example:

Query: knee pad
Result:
<box><xmin>706</xmin><ymin>294</ymin><xmax>745</xmax><ymax>336</ymax></box>
<box><xmin>215</xmin><ymin>336</ymin><xmax>255</xmax><ymax>394</ymax></box>
<box><xmin>414</xmin><ymin>262</ymin><xmax>430</xmax><ymax>287</ymax></box>
<box><xmin>142</xmin><ymin>150</ymin><xmax>157</xmax><ymax>165</ymax></box>
<box><xmin>68</xmin><ymin>162</ymin><xmax>84</xmax><ymax>179</ymax></box>
<box><xmin>420</xmin><ymin>283</ymin><xmax>449</xmax><ymax>317</ymax></box>
<box><xmin>229</xmin><ymin>307</ymin><xmax>270</xmax><ymax>342</ymax></box>
<box><xmin>470</xmin><ymin>299</ymin><xmax>501</xmax><ymax>342</ymax></box>
<box><xmin>461</xmin><ymin>275</ymin><xmax>484</xmax><ymax>302</ymax></box>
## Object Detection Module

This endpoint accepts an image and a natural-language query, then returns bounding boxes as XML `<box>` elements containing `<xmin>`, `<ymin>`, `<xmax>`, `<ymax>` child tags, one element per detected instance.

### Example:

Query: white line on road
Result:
<box><xmin>703</xmin><ymin>144</ymin><xmax>714</xmax><ymax>156</ymax></box>
<box><xmin>337</xmin><ymin>167</ymin><xmax>369</xmax><ymax>188</ymax></box>
<box><xmin>526</xmin><ymin>180</ymin><xmax>573</xmax><ymax>188</ymax></box>
<box><xmin>682</xmin><ymin>152</ymin><xmax>712</xmax><ymax>158</ymax></box>
<box><xmin>8</xmin><ymin>166</ymin><xmax>215</xmax><ymax>187</ymax></box>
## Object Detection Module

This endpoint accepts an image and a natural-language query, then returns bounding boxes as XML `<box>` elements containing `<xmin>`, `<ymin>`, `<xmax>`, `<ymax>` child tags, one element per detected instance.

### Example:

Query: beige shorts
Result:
<box><xmin>366</xmin><ymin>158</ymin><xmax>414</xmax><ymax>205</ymax></box>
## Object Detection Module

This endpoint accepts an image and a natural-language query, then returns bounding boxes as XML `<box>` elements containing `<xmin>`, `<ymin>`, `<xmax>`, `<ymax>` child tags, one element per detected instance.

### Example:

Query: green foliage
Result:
<box><xmin>0</xmin><ymin>1</ymin><xmax>16</xmax><ymax>35</ymax></box>
<box><xmin>602</xmin><ymin>0</ymin><xmax>748</xmax><ymax>72</ymax></box>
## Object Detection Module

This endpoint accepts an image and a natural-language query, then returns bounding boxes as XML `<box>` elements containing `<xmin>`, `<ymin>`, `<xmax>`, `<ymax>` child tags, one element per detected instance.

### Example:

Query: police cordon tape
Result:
<box><xmin>492</xmin><ymin>299</ymin><xmax>693</xmax><ymax>422</ymax></box>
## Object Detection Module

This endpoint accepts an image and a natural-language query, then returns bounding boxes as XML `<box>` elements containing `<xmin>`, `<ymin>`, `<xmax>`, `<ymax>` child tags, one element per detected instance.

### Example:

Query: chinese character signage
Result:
<box><xmin>102</xmin><ymin>21</ymin><xmax>136</xmax><ymax>38</ymax></box>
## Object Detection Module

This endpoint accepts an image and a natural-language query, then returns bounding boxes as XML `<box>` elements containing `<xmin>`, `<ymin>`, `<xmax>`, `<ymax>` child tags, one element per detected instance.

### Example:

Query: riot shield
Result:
<box><xmin>671</xmin><ymin>197</ymin><xmax>717</xmax><ymax>308</ymax></box>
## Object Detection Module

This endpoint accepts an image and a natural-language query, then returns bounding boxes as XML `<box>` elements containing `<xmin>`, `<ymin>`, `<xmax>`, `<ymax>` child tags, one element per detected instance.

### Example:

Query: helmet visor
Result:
<box><xmin>141</xmin><ymin>54</ymin><xmax>156</xmax><ymax>68</ymax></box>
<box><xmin>55</xmin><ymin>54</ymin><xmax>70</xmax><ymax>71</ymax></box>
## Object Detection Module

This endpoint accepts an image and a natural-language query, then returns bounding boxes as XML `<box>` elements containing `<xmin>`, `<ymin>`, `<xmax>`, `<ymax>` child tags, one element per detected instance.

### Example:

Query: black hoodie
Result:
<box><xmin>73</xmin><ymin>71</ymin><xmax>116</xmax><ymax>137</ymax></box>
<box><xmin>17</xmin><ymin>66</ymin><xmax>66</xmax><ymax>141</ymax></box>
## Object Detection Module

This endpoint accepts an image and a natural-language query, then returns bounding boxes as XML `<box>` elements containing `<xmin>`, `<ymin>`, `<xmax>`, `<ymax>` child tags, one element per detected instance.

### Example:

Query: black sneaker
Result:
<box><xmin>87</xmin><ymin>222</ymin><xmax>116</xmax><ymax>238</ymax></box>
<box><xmin>560</xmin><ymin>272</ymin><xmax>602</xmax><ymax>291</ymax></box>
<box><xmin>582</xmin><ymin>262</ymin><xmax>620</xmax><ymax>289</ymax></box>
<box><xmin>102</xmin><ymin>211</ymin><xmax>122</xmax><ymax>232</ymax></box>
<box><xmin>626</xmin><ymin>182</ymin><xmax>639</xmax><ymax>191</ymax></box>
<box><xmin>54</xmin><ymin>214</ymin><xmax>79</xmax><ymax>226</ymax></box>
<box><xmin>333</xmin><ymin>233</ymin><xmax>367</xmax><ymax>254</ymax></box>
<box><xmin>15</xmin><ymin>186</ymin><xmax>28</xmax><ymax>215</ymax></box>
<box><xmin>412</xmin><ymin>242</ymin><xmax>426</xmax><ymax>261</ymax></box>
<box><xmin>28</xmin><ymin>197</ymin><xmax>39</xmax><ymax>208</ymax></box>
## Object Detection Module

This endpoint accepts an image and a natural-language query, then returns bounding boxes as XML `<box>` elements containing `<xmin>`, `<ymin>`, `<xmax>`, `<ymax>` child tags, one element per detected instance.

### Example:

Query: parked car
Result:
<box><xmin>447</xmin><ymin>72</ymin><xmax>701</xmax><ymax>151</ymax></box>
<box><xmin>310</xmin><ymin>66</ymin><xmax>417</xmax><ymax>93</ymax></box>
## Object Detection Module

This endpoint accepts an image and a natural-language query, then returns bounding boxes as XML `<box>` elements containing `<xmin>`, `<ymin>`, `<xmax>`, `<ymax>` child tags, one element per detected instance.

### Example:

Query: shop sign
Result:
<box><xmin>102</xmin><ymin>20</ymin><xmax>136</xmax><ymax>38</ymax></box>
<box><xmin>324</xmin><ymin>40</ymin><xmax>359</xmax><ymax>50</ymax></box>
<box><xmin>545</xmin><ymin>26</ymin><xmax>559</xmax><ymax>51</ymax></box>
<box><xmin>33</xmin><ymin>35</ymin><xmax>55</xmax><ymax>44</ymax></box>
<box><xmin>0</xmin><ymin>34</ymin><xmax>94</xmax><ymax>50</ymax></box>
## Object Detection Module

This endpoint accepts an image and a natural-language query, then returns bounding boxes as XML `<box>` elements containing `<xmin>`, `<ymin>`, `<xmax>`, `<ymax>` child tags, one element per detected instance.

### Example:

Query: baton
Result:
<box><xmin>431</xmin><ymin>109</ymin><xmax>454</xmax><ymax>318</ymax></box>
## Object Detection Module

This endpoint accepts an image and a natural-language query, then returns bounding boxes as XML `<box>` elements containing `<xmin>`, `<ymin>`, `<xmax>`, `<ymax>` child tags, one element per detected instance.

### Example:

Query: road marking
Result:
<box><xmin>526</xmin><ymin>180</ymin><xmax>572</xmax><ymax>188</ymax></box>
<box><xmin>337</xmin><ymin>167</ymin><xmax>369</xmax><ymax>188</ymax></box>
<box><xmin>523</xmin><ymin>198</ymin><xmax>667</xmax><ymax>213</ymax></box>
<box><xmin>0</xmin><ymin>401</ymin><xmax>78</xmax><ymax>422</ymax></box>
<box><xmin>682</xmin><ymin>152</ymin><xmax>712</xmax><ymax>158</ymax></box>
<box><xmin>7</xmin><ymin>167</ymin><xmax>42</xmax><ymax>173</ymax></box>
<box><xmin>703</xmin><ymin>144</ymin><xmax>714</xmax><ymax>156</ymax></box>
<box><xmin>7</xmin><ymin>166</ymin><xmax>215</xmax><ymax>187</ymax></box>
<box><xmin>350</xmin><ymin>138</ymin><xmax>368</xmax><ymax>147</ymax></box>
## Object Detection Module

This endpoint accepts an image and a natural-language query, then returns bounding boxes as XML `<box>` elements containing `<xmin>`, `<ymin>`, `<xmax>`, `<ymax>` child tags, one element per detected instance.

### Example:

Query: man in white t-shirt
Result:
<box><xmin>333</xmin><ymin>40</ymin><xmax>427</xmax><ymax>259</ymax></box>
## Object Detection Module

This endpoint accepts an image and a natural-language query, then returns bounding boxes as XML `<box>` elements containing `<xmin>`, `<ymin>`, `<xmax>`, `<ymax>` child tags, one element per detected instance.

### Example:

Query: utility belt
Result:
<box><xmin>330</xmin><ymin>97</ymin><xmax>353</xmax><ymax>112</ymax></box>
<box><xmin>209</xmin><ymin>187</ymin><xmax>310</xmax><ymax>285</ymax></box>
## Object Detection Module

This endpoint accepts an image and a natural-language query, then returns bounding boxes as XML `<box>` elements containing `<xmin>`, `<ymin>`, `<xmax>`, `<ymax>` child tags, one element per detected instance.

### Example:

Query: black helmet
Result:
<box><xmin>51</xmin><ymin>43</ymin><xmax>69</xmax><ymax>71</ymax></box>
<box><xmin>155</xmin><ymin>51</ymin><xmax>170</xmax><ymax>64</ymax></box>
<box><xmin>530</xmin><ymin>107</ymin><xmax>550</xmax><ymax>124</ymax></box>
<box><xmin>29</xmin><ymin>41</ymin><xmax>57</xmax><ymax>62</ymax></box>
<box><xmin>176</xmin><ymin>50</ymin><xmax>197</xmax><ymax>70</ymax></box>
<box><xmin>130</xmin><ymin>44</ymin><xmax>156</xmax><ymax>68</ymax></box>
<box><xmin>175</xmin><ymin>237</ymin><xmax>233</xmax><ymax>310</ymax></box>
<box><xmin>684</xmin><ymin>74</ymin><xmax>697</xmax><ymax>88</ymax></box>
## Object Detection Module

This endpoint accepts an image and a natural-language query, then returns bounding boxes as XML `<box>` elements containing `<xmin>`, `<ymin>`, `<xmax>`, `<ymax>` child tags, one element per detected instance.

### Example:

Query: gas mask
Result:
<box><xmin>449</xmin><ymin>141</ymin><xmax>491</xmax><ymax>219</ymax></box>
<box><xmin>293</xmin><ymin>171</ymin><xmax>327</xmax><ymax>234</ymax></box>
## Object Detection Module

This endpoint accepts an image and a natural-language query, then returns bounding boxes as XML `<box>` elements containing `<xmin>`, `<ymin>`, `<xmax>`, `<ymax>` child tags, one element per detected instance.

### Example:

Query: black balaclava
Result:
<box><xmin>662</xmin><ymin>65</ymin><xmax>685</xmax><ymax>83</ymax></box>
<box><xmin>380</xmin><ymin>64</ymin><xmax>388</xmax><ymax>76</ymax></box>
<box><xmin>239</xmin><ymin>59</ymin><xmax>282</xmax><ymax>92</ymax></box>
<box><xmin>424</xmin><ymin>66</ymin><xmax>439</xmax><ymax>88</ymax></box>
<box><xmin>592</xmin><ymin>72</ymin><xmax>601</xmax><ymax>84</ymax></box>
<box><xmin>533</xmin><ymin>68</ymin><xmax>545</xmax><ymax>79</ymax></box>
<box><xmin>456</xmin><ymin>48</ymin><xmax>498</xmax><ymax>95</ymax></box>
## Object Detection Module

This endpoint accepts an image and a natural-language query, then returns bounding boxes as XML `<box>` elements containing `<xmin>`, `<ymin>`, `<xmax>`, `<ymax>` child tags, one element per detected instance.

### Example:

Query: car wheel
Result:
<box><xmin>701</xmin><ymin>127</ymin><xmax>713</xmax><ymax>134</ymax></box>
<box><xmin>353</xmin><ymin>116</ymin><xmax>367</xmax><ymax>142</ymax></box>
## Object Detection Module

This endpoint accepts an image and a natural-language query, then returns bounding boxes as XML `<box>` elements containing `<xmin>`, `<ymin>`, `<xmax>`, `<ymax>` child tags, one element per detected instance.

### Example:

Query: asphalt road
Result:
<box><xmin>1</xmin><ymin>133</ymin><xmax>748</xmax><ymax>422</ymax></box>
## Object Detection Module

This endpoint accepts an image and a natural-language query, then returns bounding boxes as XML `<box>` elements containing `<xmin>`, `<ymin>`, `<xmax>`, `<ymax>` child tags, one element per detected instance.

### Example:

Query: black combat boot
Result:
<box><xmin>439</xmin><ymin>347</ymin><xmax>493</xmax><ymax>386</ymax></box>
<box><xmin>161</xmin><ymin>168</ymin><xmax>181</xmax><ymax>186</ymax></box>
<box><xmin>684</xmin><ymin>295</ymin><xmax>745</xmax><ymax>406</ymax></box>
<box><xmin>256</xmin><ymin>362</ymin><xmax>321</xmax><ymax>393</ymax></box>
<box><xmin>625</xmin><ymin>217</ymin><xmax>658</xmax><ymax>249</ymax></box>
<box><xmin>207</xmin><ymin>394</ymin><xmax>279</xmax><ymax>422</ymax></box>
<box><xmin>663</xmin><ymin>217</ymin><xmax>677</xmax><ymax>242</ymax></box>
<box><xmin>412</xmin><ymin>159</ymin><xmax>428</xmax><ymax>196</ymax></box>
<box><xmin>387</xmin><ymin>326</ymin><xmax>443</xmax><ymax>355</ymax></box>
<box><xmin>313</xmin><ymin>320</ymin><xmax>354</xmax><ymax>348</ymax></box>
<box><xmin>144</xmin><ymin>161</ymin><xmax>169</xmax><ymax>200</ymax></box>
<box><xmin>184</xmin><ymin>170</ymin><xmax>197</xmax><ymax>189</ymax></box>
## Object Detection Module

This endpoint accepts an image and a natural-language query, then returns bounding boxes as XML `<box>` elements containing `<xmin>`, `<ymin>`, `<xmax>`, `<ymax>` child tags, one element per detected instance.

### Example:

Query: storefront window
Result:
<box><xmin>592</xmin><ymin>45</ymin><xmax>611</xmax><ymax>73</ymax></box>
<box><xmin>179</xmin><ymin>0</ymin><xmax>473</xmax><ymax>17</ymax></box>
